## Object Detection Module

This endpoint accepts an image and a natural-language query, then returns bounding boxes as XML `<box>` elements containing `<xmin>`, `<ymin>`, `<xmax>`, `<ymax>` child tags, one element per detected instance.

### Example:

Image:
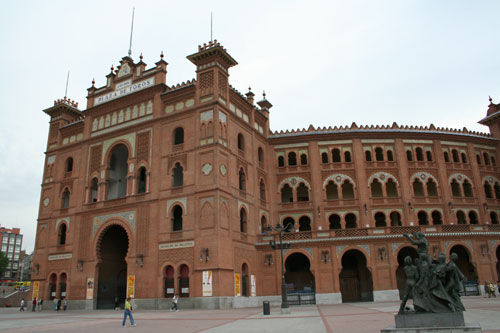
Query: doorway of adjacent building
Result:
<box><xmin>339</xmin><ymin>250</ymin><xmax>373</xmax><ymax>302</ymax></box>
<box><xmin>285</xmin><ymin>252</ymin><xmax>315</xmax><ymax>305</ymax></box>
<box><xmin>96</xmin><ymin>225</ymin><xmax>129</xmax><ymax>309</ymax></box>
<box><xmin>395</xmin><ymin>247</ymin><xmax>418</xmax><ymax>299</ymax></box>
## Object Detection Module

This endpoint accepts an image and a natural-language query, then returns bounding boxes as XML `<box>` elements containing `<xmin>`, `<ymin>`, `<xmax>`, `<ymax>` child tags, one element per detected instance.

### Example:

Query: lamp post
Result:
<box><xmin>267</xmin><ymin>223</ymin><xmax>291</xmax><ymax>314</ymax></box>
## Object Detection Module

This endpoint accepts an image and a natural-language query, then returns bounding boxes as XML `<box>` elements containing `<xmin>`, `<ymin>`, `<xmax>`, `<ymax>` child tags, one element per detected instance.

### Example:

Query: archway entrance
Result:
<box><xmin>450</xmin><ymin>245</ymin><xmax>477</xmax><ymax>281</ymax></box>
<box><xmin>96</xmin><ymin>225</ymin><xmax>129</xmax><ymax>309</ymax></box>
<box><xmin>396</xmin><ymin>247</ymin><xmax>418</xmax><ymax>299</ymax></box>
<box><xmin>285</xmin><ymin>252</ymin><xmax>315</xmax><ymax>305</ymax></box>
<box><xmin>340</xmin><ymin>250</ymin><xmax>373</xmax><ymax>302</ymax></box>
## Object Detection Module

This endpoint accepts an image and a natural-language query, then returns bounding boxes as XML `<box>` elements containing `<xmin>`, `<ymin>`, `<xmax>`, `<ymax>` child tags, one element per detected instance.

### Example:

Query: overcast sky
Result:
<box><xmin>1</xmin><ymin>1</ymin><xmax>499</xmax><ymax>253</ymax></box>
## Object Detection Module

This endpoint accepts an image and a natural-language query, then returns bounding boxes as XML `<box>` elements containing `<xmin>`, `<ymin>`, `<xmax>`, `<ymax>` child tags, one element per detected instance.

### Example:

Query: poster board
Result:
<box><xmin>126</xmin><ymin>275</ymin><xmax>135</xmax><ymax>298</ymax></box>
<box><xmin>86</xmin><ymin>278</ymin><xmax>94</xmax><ymax>300</ymax></box>
<box><xmin>202</xmin><ymin>270</ymin><xmax>212</xmax><ymax>296</ymax></box>
<box><xmin>32</xmin><ymin>281</ymin><xmax>39</xmax><ymax>300</ymax></box>
<box><xmin>251</xmin><ymin>275</ymin><xmax>256</xmax><ymax>296</ymax></box>
<box><xmin>234</xmin><ymin>273</ymin><xmax>241</xmax><ymax>296</ymax></box>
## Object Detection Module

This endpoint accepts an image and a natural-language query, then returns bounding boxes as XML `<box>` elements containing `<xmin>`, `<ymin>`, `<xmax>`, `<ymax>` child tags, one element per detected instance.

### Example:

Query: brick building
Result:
<box><xmin>32</xmin><ymin>41</ymin><xmax>500</xmax><ymax>309</ymax></box>
<box><xmin>0</xmin><ymin>226</ymin><xmax>23</xmax><ymax>281</ymax></box>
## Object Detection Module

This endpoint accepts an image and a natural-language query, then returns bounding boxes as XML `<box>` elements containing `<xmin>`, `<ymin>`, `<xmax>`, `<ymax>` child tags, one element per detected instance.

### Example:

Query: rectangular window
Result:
<box><xmin>4</xmin><ymin>272</ymin><xmax>10</xmax><ymax>277</ymax></box>
<box><xmin>16</xmin><ymin>235</ymin><xmax>22</xmax><ymax>241</ymax></box>
<box><xmin>8</xmin><ymin>246</ymin><xmax>14</xmax><ymax>252</ymax></box>
<box><xmin>2</xmin><ymin>237</ymin><xmax>7</xmax><ymax>244</ymax></box>
<box><xmin>1</xmin><ymin>245</ymin><xmax>6</xmax><ymax>252</ymax></box>
<box><xmin>15</xmin><ymin>246</ymin><xmax>20</xmax><ymax>252</ymax></box>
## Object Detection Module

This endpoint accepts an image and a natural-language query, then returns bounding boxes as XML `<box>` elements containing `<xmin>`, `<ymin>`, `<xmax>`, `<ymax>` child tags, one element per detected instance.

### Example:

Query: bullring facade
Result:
<box><xmin>32</xmin><ymin>41</ymin><xmax>500</xmax><ymax>309</ymax></box>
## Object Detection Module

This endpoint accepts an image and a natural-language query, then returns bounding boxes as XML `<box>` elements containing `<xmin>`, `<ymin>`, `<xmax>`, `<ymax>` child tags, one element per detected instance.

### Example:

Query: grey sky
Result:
<box><xmin>1</xmin><ymin>0</ymin><xmax>499</xmax><ymax>253</ymax></box>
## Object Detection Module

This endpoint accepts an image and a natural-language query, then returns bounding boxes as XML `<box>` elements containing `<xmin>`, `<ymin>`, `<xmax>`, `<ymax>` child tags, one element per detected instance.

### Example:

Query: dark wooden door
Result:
<box><xmin>340</xmin><ymin>270</ymin><xmax>360</xmax><ymax>302</ymax></box>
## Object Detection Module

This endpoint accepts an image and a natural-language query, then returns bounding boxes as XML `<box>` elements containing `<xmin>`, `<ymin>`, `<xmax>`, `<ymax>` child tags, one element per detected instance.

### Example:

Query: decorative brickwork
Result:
<box><xmin>136</xmin><ymin>131</ymin><xmax>150</xmax><ymax>164</ymax></box>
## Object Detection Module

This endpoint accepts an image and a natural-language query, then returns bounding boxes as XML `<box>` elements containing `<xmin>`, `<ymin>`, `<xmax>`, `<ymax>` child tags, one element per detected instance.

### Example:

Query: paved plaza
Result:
<box><xmin>0</xmin><ymin>296</ymin><xmax>498</xmax><ymax>332</ymax></box>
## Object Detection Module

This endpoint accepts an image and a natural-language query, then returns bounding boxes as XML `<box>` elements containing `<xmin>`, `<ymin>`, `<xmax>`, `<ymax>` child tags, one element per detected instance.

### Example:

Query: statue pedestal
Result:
<box><xmin>381</xmin><ymin>312</ymin><xmax>482</xmax><ymax>332</ymax></box>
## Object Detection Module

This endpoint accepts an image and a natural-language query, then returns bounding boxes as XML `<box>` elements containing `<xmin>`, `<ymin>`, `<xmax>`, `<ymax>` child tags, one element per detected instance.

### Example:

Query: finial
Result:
<box><xmin>489</xmin><ymin>96</ymin><xmax>493</xmax><ymax>104</ymax></box>
<box><xmin>160</xmin><ymin>51</ymin><xmax>164</xmax><ymax>59</ymax></box>
<box><xmin>92</xmin><ymin>78</ymin><xmax>95</xmax><ymax>86</ymax></box>
<box><xmin>111</xmin><ymin>65</ymin><xmax>114</xmax><ymax>72</ymax></box>
<box><xmin>140</xmin><ymin>53</ymin><xmax>143</xmax><ymax>61</ymax></box>
<box><xmin>263</xmin><ymin>90</ymin><xmax>266</xmax><ymax>99</ymax></box>
<box><xmin>248</xmin><ymin>86</ymin><xmax>252</xmax><ymax>92</ymax></box>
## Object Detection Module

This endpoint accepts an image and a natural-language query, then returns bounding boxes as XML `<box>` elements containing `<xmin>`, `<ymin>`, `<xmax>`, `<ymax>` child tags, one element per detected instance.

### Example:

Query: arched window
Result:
<box><xmin>426</xmin><ymin>151</ymin><xmax>433</xmax><ymax>162</ymax></box>
<box><xmin>484</xmin><ymin>183</ymin><xmax>493</xmax><ymax>198</ymax></box>
<box><xmin>299</xmin><ymin>216</ymin><xmax>311</xmax><ymax>231</ymax></box>
<box><xmin>326</xmin><ymin>181</ymin><xmax>338</xmax><ymax>200</ymax></box>
<box><xmin>451</xmin><ymin>179</ymin><xmax>461</xmax><ymax>197</ymax></box>
<box><xmin>444</xmin><ymin>151</ymin><xmax>450</xmax><ymax>163</ymax></box>
<box><xmin>461</xmin><ymin>152</ymin><xmax>467</xmax><ymax>164</ymax></box>
<box><xmin>259</xmin><ymin>179</ymin><xmax>266</xmax><ymax>201</ymax></box>
<box><xmin>300</xmin><ymin>154</ymin><xmax>308</xmax><ymax>165</ymax></box>
<box><xmin>365</xmin><ymin>150</ymin><xmax>372</xmax><ymax>162</ymax></box>
<box><xmin>240</xmin><ymin>209</ymin><xmax>247</xmax><ymax>233</ymax></box>
<box><xmin>390</xmin><ymin>211</ymin><xmax>401</xmax><ymax>226</ymax></box>
<box><xmin>463</xmin><ymin>180</ymin><xmax>473</xmax><ymax>197</ymax></box>
<box><xmin>332</xmin><ymin>149</ymin><xmax>341</xmax><ymax>163</ymax></box>
<box><xmin>456</xmin><ymin>211</ymin><xmax>466</xmax><ymax>224</ymax></box>
<box><xmin>483</xmin><ymin>153</ymin><xmax>490</xmax><ymax>165</ymax></box>
<box><xmin>261</xmin><ymin>216</ymin><xmax>267</xmax><ymax>233</ymax></box>
<box><xmin>468</xmin><ymin>211</ymin><xmax>478</xmax><ymax>224</ymax></box>
<box><xmin>406</xmin><ymin>150</ymin><xmax>413</xmax><ymax>162</ymax></box>
<box><xmin>137</xmin><ymin>167</ymin><xmax>146</xmax><ymax>194</ymax></box>
<box><xmin>452</xmin><ymin>149</ymin><xmax>459</xmax><ymax>163</ymax></box>
<box><xmin>375</xmin><ymin>147</ymin><xmax>384</xmax><ymax>161</ymax></box>
<box><xmin>172</xmin><ymin>162</ymin><xmax>183</xmax><ymax>187</ymax></box>
<box><xmin>297</xmin><ymin>183</ymin><xmax>309</xmax><ymax>201</ymax></box>
<box><xmin>278</xmin><ymin>156</ymin><xmax>285</xmax><ymax>167</ymax></box>
<box><xmin>258</xmin><ymin>147</ymin><xmax>264</xmax><ymax>163</ymax></box>
<box><xmin>174</xmin><ymin>127</ymin><xmax>184</xmax><ymax>145</ymax></box>
<box><xmin>371</xmin><ymin>179</ymin><xmax>383</xmax><ymax>198</ymax></box>
<box><xmin>416</xmin><ymin>148</ymin><xmax>424</xmax><ymax>161</ymax></box>
<box><xmin>426</xmin><ymin>179</ymin><xmax>438</xmax><ymax>197</ymax></box>
<box><xmin>283</xmin><ymin>217</ymin><xmax>294</xmax><ymax>232</ymax></box>
<box><xmin>476</xmin><ymin>154</ymin><xmax>481</xmax><ymax>165</ymax></box>
<box><xmin>329</xmin><ymin>214</ymin><xmax>341</xmax><ymax>230</ymax></box>
<box><xmin>342</xmin><ymin>181</ymin><xmax>354</xmax><ymax>199</ymax></box>
<box><xmin>386</xmin><ymin>178</ymin><xmax>398</xmax><ymax>197</ymax></box>
<box><xmin>107</xmin><ymin>144</ymin><xmax>129</xmax><ymax>200</ymax></box>
<box><xmin>344</xmin><ymin>151</ymin><xmax>352</xmax><ymax>162</ymax></box>
<box><xmin>431</xmin><ymin>211</ymin><xmax>442</xmax><ymax>225</ymax></box>
<box><xmin>238</xmin><ymin>168</ymin><xmax>246</xmax><ymax>191</ymax></box>
<box><xmin>281</xmin><ymin>184</ymin><xmax>293</xmax><ymax>203</ymax></box>
<box><xmin>288</xmin><ymin>152</ymin><xmax>297</xmax><ymax>166</ymax></box>
<box><xmin>492</xmin><ymin>156</ymin><xmax>497</xmax><ymax>166</ymax></box>
<box><xmin>237</xmin><ymin>133</ymin><xmax>244</xmax><ymax>150</ymax></box>
<box><xmin>345</xmin><ymin>213</ymin><xmax>357</xmax><ymax>229</ymax></box>
<box><xmin>65</xmin><ymin>157</ymin><xmax>73</xmax><ymax>172</ymax></box>
<box><xmin>491</xmin><ymin>212</ymin><xmax>499</xmax><ymax>224</ymax></box>
<box><xmin>62</xmin><ymin>188</ymin><xmax>70</xmax><ymax>209</ymax></box>
<box><xmin>179</xmin><ymin>264</ymin><xmax>190</xmax><ymax>297</ymax></box>
<box><xmin>321</xmin><ymin>152</ymin><xmax>328</xmax><ymax>164</ymax></box>
<box><xmin>417</xmin><ymin>211</ymin><xmax>428</xmax><ymax>225</ymax></box>
<box><xmin>375</xmin><ymin>212</ymin><xmax>386</xmax><ymax>227</ymax></box>
<box><xmin>164</xmin><ymin>266</ymin><xmax>175</xmax><ymax>298</ymax></box>
<box><xmin>172</xmin><ymin>205</ymin><xmax>183</xmax><ymax>231</ymax></box>
<box><xmin>387</xmin><ymin>150</ymin><xmax>394</xmax><ymax>162</ymax></box>
<box><xmin>58</xmin><ymin>224</ymin><xmax>67</xmax><ymax>245</ymax></box>
<box><xmin>495</xmin><ymin>183</ymin><xmax>500</xmax><ymax>199</ymax></box>
<box><xmin>413</xmin><ymin>179</ymin><xmax>424</xmax><ymax>197</ymax></box>
<box><xmin>90</xmin><ymin>177</ymin><xmax>98</xmax><ymax>203</ymax></box>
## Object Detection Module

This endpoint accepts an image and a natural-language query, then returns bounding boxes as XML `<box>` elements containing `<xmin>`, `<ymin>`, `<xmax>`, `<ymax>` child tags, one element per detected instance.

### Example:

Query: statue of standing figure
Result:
<box><xmin>400</xmin><ymin>233</ymin><xmax>466</xmax><ymax>313</ymax></box>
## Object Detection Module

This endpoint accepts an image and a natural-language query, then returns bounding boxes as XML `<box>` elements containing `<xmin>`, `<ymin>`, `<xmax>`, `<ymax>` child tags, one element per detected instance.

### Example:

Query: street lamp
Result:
<box><xmin>267</xmin><ymin>223</ymin><xmax>291</xmax><ymax>314</ymax></box>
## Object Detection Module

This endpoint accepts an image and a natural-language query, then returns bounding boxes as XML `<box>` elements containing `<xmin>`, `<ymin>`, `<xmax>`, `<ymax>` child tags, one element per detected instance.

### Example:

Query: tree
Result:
<box><xmin>0</xmin><ymin>251</ymin><xmax>9</xmax><ymax>276</ymax></box>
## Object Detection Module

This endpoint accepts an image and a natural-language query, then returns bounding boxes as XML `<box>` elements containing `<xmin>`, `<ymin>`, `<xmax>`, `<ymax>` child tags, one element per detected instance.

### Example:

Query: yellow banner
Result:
<box><xmin>127</xmin><ymin>275</ymin><xmax>135</xmax><ymax>298</ymax></box>
<box><xmin>234</xmin><ymin>273</ymin><xmax>241</xmax><ymax>296</ymax></box>
<box><xmin>32</xmin><ymin>281</ymin><xmax>39</xmax><ymax>300</ymax></box>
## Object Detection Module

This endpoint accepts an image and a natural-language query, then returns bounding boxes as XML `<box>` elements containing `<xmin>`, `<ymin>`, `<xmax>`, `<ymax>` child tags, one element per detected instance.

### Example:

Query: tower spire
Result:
<box><xmin>210</xmin><ymin>12</ymin><xmax>213</xmax><ymax>42</ymax></box>
<box><xmin>64</xmin><ymin>71</ymin><xmax>70</xmax><ymax>97</ymax></box>
<box><xmin>128</xmin><ymin>7</ymin><xmax>135</xmax><ymax>57</ymax></box>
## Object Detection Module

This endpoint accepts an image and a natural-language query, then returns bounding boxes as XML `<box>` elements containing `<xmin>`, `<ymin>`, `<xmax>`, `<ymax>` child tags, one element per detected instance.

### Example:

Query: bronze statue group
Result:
<box><xmin>399</xmin><ymin>232</ymin><xmax>465</xmax><ymax>314</ymax></box>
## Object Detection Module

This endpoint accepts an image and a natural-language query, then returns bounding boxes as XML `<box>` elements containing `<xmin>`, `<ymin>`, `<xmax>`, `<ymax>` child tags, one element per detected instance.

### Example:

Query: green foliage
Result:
<box><xmin>0</xmin><ymin>251</ymin><xmax>9</xmax><ymax>275</ymax></box>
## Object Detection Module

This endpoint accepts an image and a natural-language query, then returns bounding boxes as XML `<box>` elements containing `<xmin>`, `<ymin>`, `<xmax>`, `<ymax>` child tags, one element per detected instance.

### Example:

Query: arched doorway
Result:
<box><xmin>395</xmin><ymin>247</ymin><xmax>418</xmax><ymax>299</ymax></box>
<box><xmin>48</xmin><ymin>273</ymin><xmax>57</xmax><ymax>300</ymax></box>
<box><xmin>241</xmin><ymin>263</ymin><xmax>249</xmax><ymax>297</ymax></box>
<box><xmin>96</xmin><ymin>224</ymin><xmax>129</xmax><ymax>309</ymax></box>
<box><xmin>450</xmin><ymin>245</ymin><xmax>477</xmax><ymax>282</ymax></box>
<box><xmin>284</xmin><ymin>253</ymin><xmax>315</xmax><ymax>293</ymax></box>
<box><xmin>59</xmin><ymin>273</ymin><xmax>67</xmax><ymax>299</ymax></box>
<box><xmin>179</xmin><ymin>264</ymin><xmax>190</xmax><ymax>297</ymax></box>
<box><xmin>164</xmin><ymin>266</ymin><xmax>175</xmax><ymax>298</ymax></box>
<box><xmin>339</xmin><ymin>250</ymin><xmax>373</xmax><ymax>302</ymax></box>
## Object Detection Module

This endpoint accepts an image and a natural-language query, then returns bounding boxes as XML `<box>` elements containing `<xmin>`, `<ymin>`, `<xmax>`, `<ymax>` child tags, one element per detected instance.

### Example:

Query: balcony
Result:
<box><xmin>278</xmin><ymin>201</ymin><xmax>313</xmax><ymax>211</ymax></box>
<box><xmin>371</xmin><ymin>197</ymin><xmax>402</xmax><ymax>205</ymax></box>
<box><xmin>325</xmin><ymin>198</ymin><xmax>359</xmax><ymax>207</ymax></box>
<box><xmin>407</xmin><ymin>161</ymin><xmax>436</xmax><ymax>169</ymax></box>
<box><xmin>413</xmin><ymin>196</ymin><xmax>441</xmax><ymax>204</ymax></box>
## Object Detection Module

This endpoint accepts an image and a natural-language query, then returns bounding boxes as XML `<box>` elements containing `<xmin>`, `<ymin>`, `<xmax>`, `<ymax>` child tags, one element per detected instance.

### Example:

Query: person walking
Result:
<box><xmin>53</xmin><ymin>297</ymin><xmax>58</xmax><ymax>311</ymax></box>
<box><xmin>19</xmin><ymin>298</ymin><xmax>25</xmax><ymax>311</ymax></box>
<box><xmin>57</xmin><ymin>298</ymin><xmax>61</xmax><ymax>311</ymax></box>
<box><xmin>32</xmin><ymin>298</ymin><xmax>37</xmax><ymax>312</ymax></box>
<box><xmin>38</xmin><ymin>298</ymin><xmax>43</xmax><ymax>311</ymax></box>
<box><xmin>62</xmin><ymin>297</ymin><xmax>67</xmax><ymax>311</ymax></box>
<box><xmin>122</xmin><ymin>297</ymin><xmax>136</xmax><ymax>327</ymax></box>
<box><xmin>170</xmin><ymin>294</ymin><xmax>179</xmax><ymax>312</ymax></box>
